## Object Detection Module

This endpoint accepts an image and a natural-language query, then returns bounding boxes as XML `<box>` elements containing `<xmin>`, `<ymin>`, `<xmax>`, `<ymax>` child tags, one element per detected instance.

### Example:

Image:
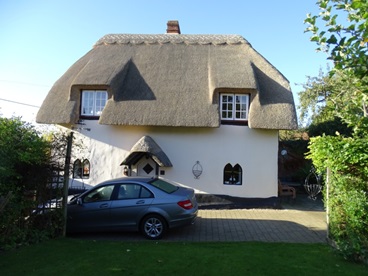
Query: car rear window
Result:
<box><xmin>149</xmin><ymin>179</ymin><xmax>179</xmax><ymax>194</ymax></box>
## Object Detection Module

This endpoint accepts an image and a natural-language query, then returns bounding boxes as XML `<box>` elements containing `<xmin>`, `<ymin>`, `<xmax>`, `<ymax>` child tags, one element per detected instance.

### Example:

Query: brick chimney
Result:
<box><xmin>166</xmin><ymin>20</ymin><xmax>181</xmax><ymax>34</ymax></box>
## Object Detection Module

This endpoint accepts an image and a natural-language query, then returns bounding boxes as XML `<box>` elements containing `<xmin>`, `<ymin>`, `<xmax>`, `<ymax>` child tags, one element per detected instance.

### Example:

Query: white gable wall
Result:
<box><xmin>70</xmin><ymin>121</ymin><xmax>278</xmax><ymax>198</ymax></box>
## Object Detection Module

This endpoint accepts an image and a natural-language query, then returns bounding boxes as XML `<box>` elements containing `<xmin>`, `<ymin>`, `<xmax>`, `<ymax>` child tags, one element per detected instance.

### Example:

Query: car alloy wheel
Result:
<box><xmin>141</xmin><ymin>215</ymin><xmax>166</xmax><ymax>240</ymax></box>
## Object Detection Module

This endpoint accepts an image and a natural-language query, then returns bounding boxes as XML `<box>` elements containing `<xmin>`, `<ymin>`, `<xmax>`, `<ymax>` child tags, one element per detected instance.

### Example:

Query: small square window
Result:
<box><xmin>220</xmin><ymin>93</ymin><xmax>249</xmax><ymax>121</ymax></box>
<box><xmin>81</xmin><ymin>90</ymin><xmax>108</xmax><ymax>117</ymax></box>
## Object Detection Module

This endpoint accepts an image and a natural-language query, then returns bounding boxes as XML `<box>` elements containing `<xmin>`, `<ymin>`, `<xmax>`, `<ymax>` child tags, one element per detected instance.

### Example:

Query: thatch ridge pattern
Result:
<box><xmin>94</xmin><ymin>34</ymin><xmax>249</xmax><ymax>46</ymax></box>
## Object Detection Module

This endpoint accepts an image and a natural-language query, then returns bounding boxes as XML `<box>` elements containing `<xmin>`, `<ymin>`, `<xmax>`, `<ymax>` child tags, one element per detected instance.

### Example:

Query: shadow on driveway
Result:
<box><xmin>68</xmin><ymin>204</ymin><xmax>327</xmax><ymax>243</ymax></box>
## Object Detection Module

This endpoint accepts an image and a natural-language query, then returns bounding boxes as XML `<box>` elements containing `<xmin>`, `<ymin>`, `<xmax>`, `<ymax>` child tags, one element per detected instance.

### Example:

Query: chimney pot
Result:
<box><xmin>166</xmin><ymin>20</ymin><xmax>181</xmax><ymax>34</ymax></box>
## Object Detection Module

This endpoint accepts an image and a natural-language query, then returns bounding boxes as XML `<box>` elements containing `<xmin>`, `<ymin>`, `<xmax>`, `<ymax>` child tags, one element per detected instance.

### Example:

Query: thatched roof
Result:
<box><xmin>121</xmin><ymin>136</ymin><xmax>172</xmax><ymax>167</ymax></box>
<box><xmin>37</xmin><ymin>33</ymin><xmax>297</xmax><ymax>129</ymax></box>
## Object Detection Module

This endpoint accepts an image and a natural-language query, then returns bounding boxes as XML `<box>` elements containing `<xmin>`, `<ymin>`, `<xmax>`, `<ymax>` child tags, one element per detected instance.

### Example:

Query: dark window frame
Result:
<box><xmin>223</xmin><ymin>163</ymin><xmax>243</xmax><ymax>185</ymax></box>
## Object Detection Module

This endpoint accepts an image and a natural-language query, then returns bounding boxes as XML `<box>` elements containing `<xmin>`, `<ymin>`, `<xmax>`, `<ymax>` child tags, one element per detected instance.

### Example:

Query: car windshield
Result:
<box><xmin>149</xmin><ymin>179</ymin><xmax>179</xmax><ymax>194</ymax></box>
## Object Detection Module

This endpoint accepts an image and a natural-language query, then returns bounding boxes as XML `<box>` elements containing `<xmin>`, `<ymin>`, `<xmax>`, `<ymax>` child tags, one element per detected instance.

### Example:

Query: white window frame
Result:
<box><xmin>81</xmin><ymin>90</ymin><xmax>108</xmax><ymax>117</ymax></box>
<box><xmin>220</xmin><ymin>93</ymin><xmax>249</xmax><ymax>121</ymax></box>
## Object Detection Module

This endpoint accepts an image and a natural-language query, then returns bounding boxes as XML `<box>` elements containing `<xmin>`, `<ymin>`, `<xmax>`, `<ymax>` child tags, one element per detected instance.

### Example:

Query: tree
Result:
<box><xmin>305</xmin><ymin>0</ymin><xmax>368</xmax><ymax>78</ymax></box>
<box><xmin>298</xmin><ymin>68</ymin><xmax>340</xmax><ymax>124</ymax></box>
<box><xmin>298</xmin><ymin>69</ymin><xmax>353</xmax><ymax>136</ymax></box>
<box><xmin>304</xmin><ymin>0</ymin><xmax>368</xmax><ymax>262</ymax></box>
<box><xmin>0</xmin><ymin>117</ymin><xmax>50</xmax><ymax>194</ymax></box>
<box><xmin>305</xmin><ymin>0</ymin><xmax>368</xmax><ymax>133</ymax></box>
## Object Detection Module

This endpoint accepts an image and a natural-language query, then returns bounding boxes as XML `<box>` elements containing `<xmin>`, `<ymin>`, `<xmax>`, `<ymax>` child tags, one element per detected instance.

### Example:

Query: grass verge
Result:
<box><xmin>0</xmin><ymin>238</ymin><xmax>366</xmax><ymax>275</ymax></box>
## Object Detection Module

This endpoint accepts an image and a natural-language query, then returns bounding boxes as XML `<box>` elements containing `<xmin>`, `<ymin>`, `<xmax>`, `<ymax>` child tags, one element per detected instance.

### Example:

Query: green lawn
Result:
<box><xmin>0</xmin><ymin>238</ymin><xmax>366</xmax><ymax>275</ymax></box>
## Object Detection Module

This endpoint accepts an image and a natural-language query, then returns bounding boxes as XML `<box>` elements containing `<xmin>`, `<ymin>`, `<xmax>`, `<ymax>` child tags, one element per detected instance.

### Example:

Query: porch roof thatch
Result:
<box><xmin>36</xmin><ymin>33</ymin><xmax>297</xmax><ymax>130</ymax></box>
<box><xmin>121</xmin><ymin>136</ymin><xmax>172</xmax><ymax>167</ymax></box>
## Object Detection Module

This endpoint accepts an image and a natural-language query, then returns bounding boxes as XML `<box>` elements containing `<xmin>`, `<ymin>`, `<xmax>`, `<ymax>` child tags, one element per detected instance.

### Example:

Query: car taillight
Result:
<box><xmin>177</xmin><ymin>199</ymin><xmax>193</xmax><ymax>210</ymax></box>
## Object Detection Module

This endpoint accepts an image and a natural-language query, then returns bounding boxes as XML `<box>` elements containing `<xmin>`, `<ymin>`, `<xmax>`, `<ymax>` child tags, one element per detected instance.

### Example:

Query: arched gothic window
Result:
<box><xmin>73</xmin><ymin>159</ymin><xmax>90</xmax><ymax>179</ymax></box>
<box><xmin>82</xmin><ymin>159</ymin><xmax>90</xmax><ymax>179</ymax></box>
<box><xmin>73</xmin><ymin>159</ymin><xmax>82</xmax><ymax>179</ymax></box>
<box><xmin>223</xmin><ymin>163</ymin><xmax>242</xmax><ymax>185</ymax></box>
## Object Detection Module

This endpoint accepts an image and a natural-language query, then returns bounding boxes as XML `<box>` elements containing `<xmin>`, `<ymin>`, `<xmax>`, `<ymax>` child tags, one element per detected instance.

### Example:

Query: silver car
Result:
<box><xmin>67</xmin><ymin>177</ymin><xmax>198</xmax><ymax>239</ymax></box>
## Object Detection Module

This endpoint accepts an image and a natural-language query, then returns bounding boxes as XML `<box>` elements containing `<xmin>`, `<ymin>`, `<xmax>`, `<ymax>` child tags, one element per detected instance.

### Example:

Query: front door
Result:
<box><xmin>136</xmin><ymin>157</ymin><xmax>157</xmax><ymax>177</ymax></box>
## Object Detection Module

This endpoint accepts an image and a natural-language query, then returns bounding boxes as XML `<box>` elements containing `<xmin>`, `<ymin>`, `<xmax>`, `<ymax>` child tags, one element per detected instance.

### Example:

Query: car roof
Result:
<box><xmin>99</xmin><ymin>176</ymin><xmax>157</xmax><ymax>185</ymax></box>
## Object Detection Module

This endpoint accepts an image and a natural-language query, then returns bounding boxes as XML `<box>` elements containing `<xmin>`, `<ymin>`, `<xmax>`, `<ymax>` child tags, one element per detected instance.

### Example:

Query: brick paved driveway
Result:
<box><xmin>70</xmin><ymin>208</ymin><xmax>327</xmax><ymax>243</ymax></box>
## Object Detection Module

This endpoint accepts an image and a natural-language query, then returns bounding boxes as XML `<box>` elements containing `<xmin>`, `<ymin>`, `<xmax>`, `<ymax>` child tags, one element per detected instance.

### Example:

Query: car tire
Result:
<box><xmin>140</xmin><ymin>214</ymin><xmax>167</xmax><ymax>240</ymax></box>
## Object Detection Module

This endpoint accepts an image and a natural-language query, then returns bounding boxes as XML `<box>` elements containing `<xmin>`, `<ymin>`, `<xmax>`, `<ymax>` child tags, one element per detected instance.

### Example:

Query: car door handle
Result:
<box><xmin>136</xmin><ymin>200</ymin><xmax>145</xmax><ymax>205</ymax></box>
<box><xmin>99</xmin><ymin>203</ymin><xmax>109</xmax><ymax>208</ymax></box>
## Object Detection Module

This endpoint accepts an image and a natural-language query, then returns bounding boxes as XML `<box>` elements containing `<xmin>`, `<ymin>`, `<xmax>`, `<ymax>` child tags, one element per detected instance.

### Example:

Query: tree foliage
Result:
<box><xmin>299</xmin><ymin>68</ymin><xmax>366</xmax><ymax>133</ymax></box>
<box><xmin>307</xmin><ymin>135</ymin><xmax>368</xmax><ymax>262</ymax></box>
<box><xmin>305</xmin><ymin>0</ymin><xmax>368</xmax><ymax>133</ymax></box>
<box><xmin>304</xmin><ymin>0</ymin><xmax>368</xmax><ymax>262</ymax></box>
<box><xmin>0</xmin><ymin>117</ymin><xmax>65</xmax><ymax>249</ymax></box>
<box><xmin>0</xmin><ymin>117</ymin><xmax>49</xmax><ymax>193</ymax></box>
<box><xmin>305</xmin><ymin>0</ymin><xmax>368</xmax><ymax>78</ymax></box>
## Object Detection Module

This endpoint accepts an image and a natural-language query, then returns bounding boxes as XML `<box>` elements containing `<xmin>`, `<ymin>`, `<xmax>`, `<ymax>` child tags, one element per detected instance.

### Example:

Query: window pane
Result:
<box><xmin>118</xmin><ymin>184</ymin><xmax>128</xmax><ymax>199</ymax></box>
<box><xmin>149</xmin><ymin>179</ymin><xmax>179</xmax><ymax>194</ymax></box>
<box><xmin>95</xmin><ymin>91</ymin><xmax>107</xmax><ymax>115</ymax></box>
<box><xmin>81</xmin><ymin>90</ymin><xmax>107</xmax><ymax>116</ymax></box>
<box><xmin>234</xmin><ymin>95</ymin><xmax>248</xmax><ymax>120</ymax></box>
<box><xmin>82</xmin><ymin>159</ymin><xmax>90</xmax><ymax>179</ymax></box>
<box><xmin>82</xmin><ymin>91</ymin><xmax>94</xmax><ymax>115</ymax></box>
<box><xmin>233</xmin><ymin>164</ymin><xmax>242</xmax><ymax>185</ymax></box>
<box><xmin>221</xmin><ymin>95</ymin><xmax>233</xmax><ymax>119</ymax></box>
<box><xmin>223</xmin><ymin>163</ymin><xmax>233</xmax><ymax>184</ymax></box>
<box><xmin>141</xmin><ymin>187</ymin><xmax>153</xmax><ymax>198</ymax></box>
<box><xmin>73</xmin><ymin>159</ymin><xmax>82</xmax><ymax>179</ymax></box>
<box><xmin>84</xmin><ymin>185</ymin><xmax>114</xmax><ymax>202</ymax></box>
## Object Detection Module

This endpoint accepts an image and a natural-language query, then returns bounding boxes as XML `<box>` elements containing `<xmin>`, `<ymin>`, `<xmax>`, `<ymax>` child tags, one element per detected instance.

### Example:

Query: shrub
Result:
<box><xmin>0</xmin><ymin>117</ymin><xmax>64</xmax><ymax>250</ymax></box>
<box><xmin>308</xmin><ymin>135</ymin><xmax>368</xmax><ymax>263</ymax></box>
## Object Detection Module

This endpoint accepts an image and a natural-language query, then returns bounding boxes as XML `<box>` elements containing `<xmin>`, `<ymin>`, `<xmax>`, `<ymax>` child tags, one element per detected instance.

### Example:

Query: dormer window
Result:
<box><xmin>81</xmin><ymin>90</ymin><xmax>108</xmax><ymax>117</ymax></box>
<box><xmin>220</xmin><ymin>94</ymin><xmax>249</xmax><ymax>122</ymax></box>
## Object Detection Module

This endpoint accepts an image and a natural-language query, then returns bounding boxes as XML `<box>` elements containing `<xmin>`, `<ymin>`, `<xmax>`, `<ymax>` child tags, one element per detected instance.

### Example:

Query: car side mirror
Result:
<box><xmin>77</xmin><ymin>198</ymin><xmax>83</xmax><ymax>205</ymax></box>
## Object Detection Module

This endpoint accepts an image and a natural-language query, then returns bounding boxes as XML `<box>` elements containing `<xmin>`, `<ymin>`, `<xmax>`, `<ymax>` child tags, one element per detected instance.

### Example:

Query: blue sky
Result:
<box><xmin>0</xmin><ymin>0</ymin><xmax>329</xmax><ymax>122</ymax></box>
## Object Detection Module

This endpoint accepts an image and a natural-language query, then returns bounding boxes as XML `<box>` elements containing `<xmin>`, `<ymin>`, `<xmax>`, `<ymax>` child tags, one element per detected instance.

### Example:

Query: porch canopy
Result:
<box><xmin>120</xmin><ymin>136</ymin><xmax>172</xmax><ymax>167</ymax></box>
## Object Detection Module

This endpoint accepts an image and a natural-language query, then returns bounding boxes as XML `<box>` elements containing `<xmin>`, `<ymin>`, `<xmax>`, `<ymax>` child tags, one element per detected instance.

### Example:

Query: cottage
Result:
<box><xmin>37</xmin><ymin>21</ymin><xmax>297</xmax><ymax>203</ymax></box>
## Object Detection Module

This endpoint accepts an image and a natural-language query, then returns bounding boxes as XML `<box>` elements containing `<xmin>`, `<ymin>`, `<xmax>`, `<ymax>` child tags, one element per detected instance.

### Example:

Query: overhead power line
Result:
<box><xmin>0</xmin><ymin>98</ymin><xmax>40</xmax><ymax>108</ymax></box>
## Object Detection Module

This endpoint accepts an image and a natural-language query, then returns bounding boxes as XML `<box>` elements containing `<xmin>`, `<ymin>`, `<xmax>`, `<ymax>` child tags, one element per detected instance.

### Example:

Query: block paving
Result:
<box><xmin>72</xmin><ymin>195</ymin><xmax>327</xmax><ymax>243</ymax></box>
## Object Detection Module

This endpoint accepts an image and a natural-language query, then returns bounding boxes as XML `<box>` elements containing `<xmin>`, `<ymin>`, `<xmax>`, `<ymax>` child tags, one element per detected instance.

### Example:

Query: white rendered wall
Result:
<box><xmin>69</xmin><ymin>121</ymin><xmax>279</xmax><ymax>198</ymax></box>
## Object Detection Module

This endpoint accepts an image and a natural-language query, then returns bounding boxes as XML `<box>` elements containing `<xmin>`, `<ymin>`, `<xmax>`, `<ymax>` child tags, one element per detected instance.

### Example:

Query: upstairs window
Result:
<box><xmin>220</xmin><ymin>94</ymin><xmax>249</xmax><ymax>121</ymax></box>
<box><xmin>81</xmin><ymin>90</ymin><xmax>108</xmax><ymax>117</ymax></box>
